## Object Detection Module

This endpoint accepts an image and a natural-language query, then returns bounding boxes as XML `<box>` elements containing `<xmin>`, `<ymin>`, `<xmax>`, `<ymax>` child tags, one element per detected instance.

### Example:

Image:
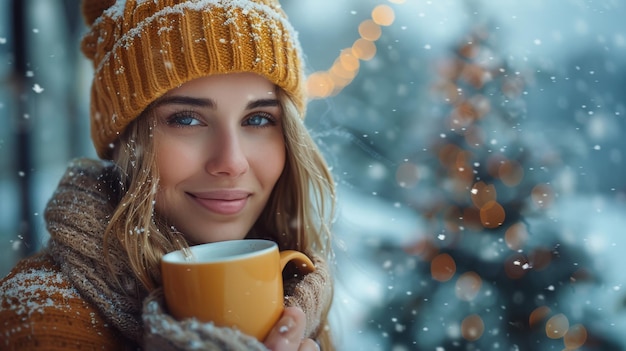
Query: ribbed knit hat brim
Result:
<box><xmin>81</xmin><ymin>0</ymin><xmax>305</xmax><ymax>159</ymax></box>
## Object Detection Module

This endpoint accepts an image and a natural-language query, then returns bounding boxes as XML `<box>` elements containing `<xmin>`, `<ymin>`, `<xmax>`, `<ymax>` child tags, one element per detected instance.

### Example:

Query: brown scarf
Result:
<box><xmin>45</xmin><ymin>158</ymin><xmax>145</xmax><ymax>343</ymax></box>
<box><xmin>44</xmin><ymin>158</ymin><xmax>332</xmax><ymax>349</ymax></box>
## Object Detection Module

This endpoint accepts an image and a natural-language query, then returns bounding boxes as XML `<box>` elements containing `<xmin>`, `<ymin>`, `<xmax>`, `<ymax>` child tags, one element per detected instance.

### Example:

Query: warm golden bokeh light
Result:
<box><xmin>454</xmin><ymin>150</ymin><xmax>472</xmax><ymax>171</ymax></box>
<box><xmin>529</xmin><ymin>306</ymin><xmax>551</xmax><ymax>328</ymax></box>
<box><xmin>458</xmin><ymin>42</ymin><xmax>478</xmax><ymax>59</ymax></box>
<box><xmin>431</xmin><ymin>253</ymin><xmax>456</xmax><ymax>282</ymax></box>
<box><xmin>455</xmin><ymin>271</ymin><xmax>482</xmax><ymax>301</ymax></box>
<box><xmin>396</xmin><ymin>162</ymin><xmax>420</xmax><ymax>188</ymax></box>
<box><xmin>531</xmin><ymin>183</ymin><xmax>555</xmax><ymax>209</ymax></box>
<box><xmin>438</xmin><ymin>143</ymin><xmax>461</xmax><ymax>167</ymax></box>
<box><xmin>339</xmin><ymin>49</ymin><xmax>360</xmax><ymax>72</ymax></box>
<box><xmin>461</xmin><ymin>63</ymin><xmax>490</xmax><ymax>89</ymax></box>
<box><xmin>479</xmin><ymin>200</ymin><xmax>505</xmax><ymax>228</ymax></box>
<box><xmin>504</xmin><ymin>222</ymin><xmax>528</xmax><ymax>251</ymax></box>
<box><xmin>499</xmin><ymin>159</ymin><xmax>524</xmax><ymax>186</ymax></box>
<box><xmin>564</xmin><ymin>324</ymin><xmax>587</xmax><ymax>349</ymax></box>
<box><xmin>504</xmin><ymin>253</ymin><xmax>529</xmax><ymax>279</ymax></box>
<box><xmin>305</xmin><ymin>2</ymin><xmax>405</xmax><ymax>99</ymax></box>
<box><xmin>358</xmin><ymin>19</ymin><xmax>382</xmax><ymax>41</ymax></box>
<box><xmin>306</xmin><ymin>72</ymin><xmax>335</xmax><ymax>99</ymax></box>
<box><xmin>352</xmin><ymin>38</ymin><xmax>377</xmax><ymax>60</ymax></box>
<box><xmin>452</xmin><ymin>100</ymin><xmax>479</xmax><ymax>126</ymax></box>
<box><xmin>329</xmin><ymin>60</ymin><xmax>357</xmax><ymax>80</ymax></box>
<box><xmin>461</xmin><ymin>314</ymin><xmax>484</xmax><ymax>341</ymax></box>
<box><xmin>545</xmin><ymin>313</ymin><xmax>569</xmax><ymax>339</ymax></box>
<box><xmin>470</xmin><ymin>181</ymin><xmax>497</xmax><ymax>208</ymax></box>
<box><xmin>372</xmin><ymin>5</ymin><xmax>395</xmax><ymax>26</ymax></box>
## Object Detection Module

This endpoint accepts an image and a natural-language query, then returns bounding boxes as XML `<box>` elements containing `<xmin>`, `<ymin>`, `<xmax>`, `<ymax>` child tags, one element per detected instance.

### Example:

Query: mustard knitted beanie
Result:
<box><xmin>81</xmin><ymin>0</ymin><xmax>305</xmax><ymax>159</ymax></box>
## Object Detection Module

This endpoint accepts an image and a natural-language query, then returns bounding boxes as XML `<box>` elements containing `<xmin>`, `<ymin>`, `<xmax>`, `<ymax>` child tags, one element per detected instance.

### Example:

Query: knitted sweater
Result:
<box><xmin>0</xmin><ymin>158</ymin><xmax>332</xmax><ymax>350</ymax></box>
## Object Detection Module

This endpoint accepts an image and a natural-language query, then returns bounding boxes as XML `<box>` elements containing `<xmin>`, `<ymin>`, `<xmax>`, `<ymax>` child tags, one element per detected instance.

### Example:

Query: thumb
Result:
<box><xmin>264</xmin><ymin>307</ymin><xmax>306</xmax><ymax>351</ymax></box>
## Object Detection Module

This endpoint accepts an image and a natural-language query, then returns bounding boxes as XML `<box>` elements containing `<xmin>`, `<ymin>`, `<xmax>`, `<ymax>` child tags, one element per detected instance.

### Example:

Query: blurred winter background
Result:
<box><xmin>1</xmin><ymin>0</ymin><xmax>625</xmax><ymax>350</ymax></box>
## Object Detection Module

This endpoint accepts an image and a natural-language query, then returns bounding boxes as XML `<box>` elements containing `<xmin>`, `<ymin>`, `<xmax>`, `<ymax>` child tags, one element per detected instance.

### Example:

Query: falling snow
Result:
<box><xmin>1</xmin><ymin>0</ymin><xmax>625</xmax><ymax>350</ymax></box>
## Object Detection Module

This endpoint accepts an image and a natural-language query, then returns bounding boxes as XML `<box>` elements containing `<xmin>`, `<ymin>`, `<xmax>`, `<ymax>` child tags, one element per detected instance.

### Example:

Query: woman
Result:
<box><xmin>0</xmin><ymin>1</ymin><xmax>335</xmax><ymax>350</ymax></box>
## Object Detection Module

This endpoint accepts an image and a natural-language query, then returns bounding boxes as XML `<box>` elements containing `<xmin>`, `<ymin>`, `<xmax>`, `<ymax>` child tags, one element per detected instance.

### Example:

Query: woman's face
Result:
<box><xmin>152</xmin><ymin>73</ymin><xmax>285</xmax><ymax>244</ymax></box>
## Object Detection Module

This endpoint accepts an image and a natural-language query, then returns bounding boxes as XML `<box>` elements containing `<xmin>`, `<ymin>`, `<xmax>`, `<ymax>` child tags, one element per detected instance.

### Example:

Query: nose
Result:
<box><xmin>205</xmin><ymin>130</ymin><xmax>249</xmax><ymax>177</ymax></box>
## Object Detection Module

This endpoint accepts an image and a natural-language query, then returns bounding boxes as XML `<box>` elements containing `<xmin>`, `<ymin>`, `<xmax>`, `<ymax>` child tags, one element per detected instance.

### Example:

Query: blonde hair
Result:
<box><xmin>262</xmin><ymin>90</ymin><xmax>336</xmax><ymax>349</ymax></box>
<box><xmin>103</xmin><ymin>115</ymin><xmax>187</xmax><ymax>291</ymax></box>
<box><xmin>103</xmin><ymin>89</ymin><xmax>336</xmax><ymax>348</ymax></box>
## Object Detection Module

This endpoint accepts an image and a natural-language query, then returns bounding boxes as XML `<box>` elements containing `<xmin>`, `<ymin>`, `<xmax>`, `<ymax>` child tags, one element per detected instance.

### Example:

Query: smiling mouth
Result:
<box><xmin>188</xmin><ymin>191</ymin><xmax>251</xmax><ymax>215</ymax></box>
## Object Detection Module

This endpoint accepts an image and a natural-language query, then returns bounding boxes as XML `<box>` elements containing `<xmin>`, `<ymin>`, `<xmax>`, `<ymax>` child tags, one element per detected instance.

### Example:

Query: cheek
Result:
<box><xmin>255</xmin><ymin>138</ymin><xmax>286</xmax><ymax>184</ymax></box>
<box><xmin>154</xmin><ymin>137</ymin><xmax>198</xmax><ymax>198</ymax></box>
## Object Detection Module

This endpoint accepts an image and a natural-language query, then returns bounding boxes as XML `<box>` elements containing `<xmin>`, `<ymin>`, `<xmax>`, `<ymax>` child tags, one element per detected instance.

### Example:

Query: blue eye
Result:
<box><xmin>244</xmin><ymin>113</ymin><xmax>275</xmax><ymax>127</ymax></box>
<box><xmin>167</xmin><ymin>113</ymin><xmax>202</xmax><ymax>127</ymax></box>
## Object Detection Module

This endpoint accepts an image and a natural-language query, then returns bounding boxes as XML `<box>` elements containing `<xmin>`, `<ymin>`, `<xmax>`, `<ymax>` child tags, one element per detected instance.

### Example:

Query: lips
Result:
<box><xmin>188</xmin><ymin>190</ymin><xmax>251</xmax><ymax>215</ymax></box>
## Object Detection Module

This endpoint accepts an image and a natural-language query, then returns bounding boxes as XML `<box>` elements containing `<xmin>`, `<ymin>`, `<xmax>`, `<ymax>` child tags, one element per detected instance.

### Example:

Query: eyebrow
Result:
<box><xmin>150</xmin><ymin>95</ymin><xmax>279</xmax><ymax>110</ymax></box>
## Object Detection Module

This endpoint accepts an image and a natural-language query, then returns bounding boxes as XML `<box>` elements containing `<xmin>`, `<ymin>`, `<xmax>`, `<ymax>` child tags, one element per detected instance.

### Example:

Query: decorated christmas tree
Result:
<box><xmin>364</xmin><ymin>23</ymin><xmax>621</xmax><ymax>351</ymax></box>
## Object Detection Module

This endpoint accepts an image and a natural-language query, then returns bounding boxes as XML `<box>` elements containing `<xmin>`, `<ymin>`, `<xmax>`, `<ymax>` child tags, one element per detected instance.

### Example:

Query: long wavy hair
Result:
<box><xmin>103</xmin><ymin>88</ymin><xmax>336</xmax><ymax>349</ymax></box>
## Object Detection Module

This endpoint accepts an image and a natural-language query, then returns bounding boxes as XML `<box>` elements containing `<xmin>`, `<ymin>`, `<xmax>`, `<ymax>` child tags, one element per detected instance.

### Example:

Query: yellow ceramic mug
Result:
<box><xmin>161</xmin><ymin>239</ymin><xmax>315</xmax><ymax>340</ymax></box>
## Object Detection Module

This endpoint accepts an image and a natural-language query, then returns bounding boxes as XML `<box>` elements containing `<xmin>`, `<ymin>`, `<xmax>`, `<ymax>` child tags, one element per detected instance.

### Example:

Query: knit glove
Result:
<box><xmin>142</xmin><ymin>288</ymin><xmax>268</xmax><ymax>351</ymax></box>
<box><xmin>283</xmin><ymin>253</ymin><xmax>332</xmax><ymax>338</ymax></box>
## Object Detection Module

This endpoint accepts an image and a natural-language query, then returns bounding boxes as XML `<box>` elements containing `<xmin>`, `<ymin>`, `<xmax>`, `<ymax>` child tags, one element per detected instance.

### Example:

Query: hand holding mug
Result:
<box><xmin>161</xmin><ymin>239</ymin><xmax>315</xmax><ymax>341</ymax></box>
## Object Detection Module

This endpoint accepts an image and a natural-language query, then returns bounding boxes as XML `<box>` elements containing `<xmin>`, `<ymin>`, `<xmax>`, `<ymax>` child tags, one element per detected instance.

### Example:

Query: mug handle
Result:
<box><xmin>279</xmin><ymin>250</ymin><xmax>316</xmax><ymax>274</ymax></box>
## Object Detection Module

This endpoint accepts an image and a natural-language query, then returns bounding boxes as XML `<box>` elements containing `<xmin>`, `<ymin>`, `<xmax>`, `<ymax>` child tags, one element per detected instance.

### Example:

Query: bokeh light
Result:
<box><xmin>306</xmin><ymin>72</ymin><xmax>334</xmax><ymax>99</ymax></box>
<box><xmin>531</xmin><ymin>183</ymin><xmax>555</xmax><ymax>209</ymax></box>
<box><xmin>305</xmin><ymin>2</ymin><xmax>402</xmax><ymax>98</ymax></box>
<box><xmin>499</xmin><ymin>159</ymin><xmax>524</xmax><ymax>186</ymax></box>
<box><xmin>431</xmin><ymin>253</ymin><xmax>456</xmax><ymax>282</ymax></box>
<box><xmin>564</xmin><ymin>324</ymin><xmax>587</xmax><ymax>349</ymax></box>
<box><xmin>461</xmin><ymin>314</ymin><xmax>484</xmax><ymax>341</ymax></box>
<box><xmin>545</xmin><ymin>313</ymin><xmax>569</xmax><ymax>339</ymax></box>
<box><xmin>529</xmin><ymin>306</ymin><xmax>551</xmax><ymax>328</ymax></box>
<box><xmin>351</xmin><ymin>38</ymin><xmax>377</xmax><ymax>61</ymax></box>
<box><xmin>504</xmin><ymin>252</ymin><xmax>529</xmax><ymax>279</ymax></box>
<box><xmin>479</xmin><ymin>200</ymin><xmax>505</xmax><ymax>228</ymax></box>
<box><xmin>504</xmin><ymin>222</ymin><xmax>528</xmax><ymax>251</ymax></box>
<box><xmin>470</xmin><ymin>181</ymin><xmax>497</xmax><ymax>208</ymax></box>
<box><xmin>339</xmin><ymin>49</ymin><xmax>360</xmax><ymax>71</ymax></box>
<box><xmin>371</xmin><ymin>5</ymin><xmax>395</xmax><ymax>26</ymax></box>
<box><xmin>455</xmin><ymin>271</ymin><xmax>482</xmax><ymax>301</ymax></box>
<box><xmin>358</xmin><ymin>19</ymin><xmax>382</xmax><ymax>41</ymax></box>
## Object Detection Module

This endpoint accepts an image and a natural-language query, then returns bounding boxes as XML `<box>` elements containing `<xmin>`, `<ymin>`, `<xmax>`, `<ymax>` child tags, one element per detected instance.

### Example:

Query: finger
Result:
<box><xmin>264</xmin><ymin>307</ymin><xmax>307</xmax><ymax>351</ymax></box>
<box><xmin>298</xmin><ymin>338</ymin><xmax>320</xmax><ymax>351</ymax></box>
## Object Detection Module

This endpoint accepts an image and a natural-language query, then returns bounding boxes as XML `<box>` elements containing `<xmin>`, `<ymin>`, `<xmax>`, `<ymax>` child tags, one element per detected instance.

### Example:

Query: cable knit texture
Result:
<box><xmin>0</xmin><ymin>158</ymin><xmax>332</xmax><ymax>350</ymax></box>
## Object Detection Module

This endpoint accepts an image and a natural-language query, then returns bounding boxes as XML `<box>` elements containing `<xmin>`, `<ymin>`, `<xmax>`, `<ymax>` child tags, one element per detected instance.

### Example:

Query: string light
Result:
<box><xmin>306</xmin><ymin>1</ymin><xmax>402</xmax><ymax>99</ymax></box>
